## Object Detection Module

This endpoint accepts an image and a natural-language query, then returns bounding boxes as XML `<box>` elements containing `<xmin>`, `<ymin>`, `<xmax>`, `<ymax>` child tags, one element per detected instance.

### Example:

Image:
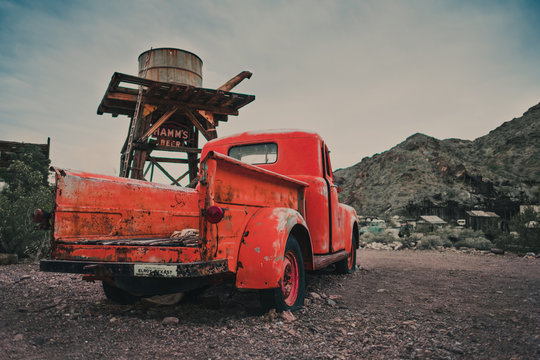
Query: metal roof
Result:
<box><xmin>466</xmin><ymin>210</ymin><xmax>500</xmax><ymax>218</ymax></box>
<box><xmin>419</xmin><ymin>215</ymin><xmax>447</xmax><ymax>224</ymax></box>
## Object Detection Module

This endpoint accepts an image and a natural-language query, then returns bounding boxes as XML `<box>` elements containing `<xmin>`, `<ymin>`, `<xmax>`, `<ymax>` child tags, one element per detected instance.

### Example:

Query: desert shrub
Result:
<box><xmin>416</xmin><ymin>235</ymin><xmax>443</xmax><ymax>250</ymax></box>
<box><xmin>494</xmin><ymin>232</ymin><xmax>518</xmax><ymax>251</ymax></box>
<box><xmin>0</xmin><ymin>145</ymin><xmax>52</xmax><ymax>258</ymax></box>
<box><xmin>496</xmin><ymin>208</ymin><xmax>540</xmax><ymax>253</ymax></box>
<box><xmin>439</xmin><ymin>227</ymin><xmax>485</xmax><ymax>244</ymax></box>
<box><xmin>454</xmin><ymin>237</ymin><xmax>493</xmax><ymax>250</ymax></box>
<box><xmin>360</xmin><ymin>232</ymin><xmax>395</xmax><ymax>244</ymax></box>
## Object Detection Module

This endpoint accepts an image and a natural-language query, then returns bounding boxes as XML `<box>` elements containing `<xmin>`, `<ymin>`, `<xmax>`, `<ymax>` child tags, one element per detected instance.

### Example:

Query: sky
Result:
<box><xmin>1</xmin><ymin>0</ymin><xmax>539</xmax><ymax>183</ymax></box>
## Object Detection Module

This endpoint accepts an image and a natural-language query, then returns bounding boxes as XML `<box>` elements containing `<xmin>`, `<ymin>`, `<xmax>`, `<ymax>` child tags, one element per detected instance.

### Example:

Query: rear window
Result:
<box><xmin>228</xmin><ymin>143</ymin><xmax>277</xmax><ymax>165</ymax></box>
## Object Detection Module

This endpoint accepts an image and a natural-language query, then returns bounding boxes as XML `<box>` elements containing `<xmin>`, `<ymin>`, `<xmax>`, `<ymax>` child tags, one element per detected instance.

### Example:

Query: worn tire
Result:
<box><xmin>335</xmin><ymin>233</ymin><xmax>357</xmax><ymax>274</ymax></box>
<box><xmin>102</xmin><ymin>281</ymin><xmax>141</xmax><ymax>305</ymax></box>
<box><xmin>260</xmin><ymin>234</ymin><xmax>305</xmax><ymax>312</ymax></box>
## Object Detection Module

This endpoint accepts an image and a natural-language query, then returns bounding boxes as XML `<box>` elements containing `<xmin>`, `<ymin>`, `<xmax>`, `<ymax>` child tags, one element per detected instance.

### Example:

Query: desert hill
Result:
<box><xmin>334</xmin><ymin>102</ymin><xmax>540</xmax><ymax>220</ymax></box>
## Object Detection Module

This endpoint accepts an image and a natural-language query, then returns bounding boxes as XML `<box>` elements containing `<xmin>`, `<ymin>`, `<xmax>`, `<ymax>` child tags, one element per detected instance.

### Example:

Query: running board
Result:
<box><xmin>313</xmin><ymin>250</ymin><xmax>348</xmax><ymax>270</ymax></box>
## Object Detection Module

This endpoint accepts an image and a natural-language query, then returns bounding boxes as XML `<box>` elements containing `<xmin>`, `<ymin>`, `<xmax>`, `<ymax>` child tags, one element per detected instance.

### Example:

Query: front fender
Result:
<box><xmin>235</xmin><ymin>207</ymin><xmax>310</xmax><ymax>289</ymax></box>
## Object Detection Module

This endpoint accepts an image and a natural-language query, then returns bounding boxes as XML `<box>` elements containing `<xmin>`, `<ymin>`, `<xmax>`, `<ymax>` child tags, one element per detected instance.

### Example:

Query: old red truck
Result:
<box><xmin>40</xmin><ymin>130</ymin><xmax>359</xmax><ymax>311</ymax></box>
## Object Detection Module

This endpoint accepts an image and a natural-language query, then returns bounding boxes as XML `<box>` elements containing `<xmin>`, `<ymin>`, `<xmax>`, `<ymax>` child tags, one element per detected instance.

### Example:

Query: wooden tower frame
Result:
<box><xmin>97</xmin><ymin>72</ymin><xmax>254</xmax><ymax>185</ymax></box>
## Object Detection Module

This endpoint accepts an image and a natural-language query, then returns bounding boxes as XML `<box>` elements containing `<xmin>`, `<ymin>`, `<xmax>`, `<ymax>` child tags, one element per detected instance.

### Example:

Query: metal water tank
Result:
<box><xmin>138</xmin><ymin>48</ymin><xmax>203</xmax><ymax>87</ymax></box>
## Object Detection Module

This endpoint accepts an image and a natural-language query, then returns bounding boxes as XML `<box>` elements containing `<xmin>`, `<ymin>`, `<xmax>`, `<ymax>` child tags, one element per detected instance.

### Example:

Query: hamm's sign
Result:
<box><xmin>153</xmin><ymin>124</ymin><xmax>192</xmax><ymax>148</ymax></box>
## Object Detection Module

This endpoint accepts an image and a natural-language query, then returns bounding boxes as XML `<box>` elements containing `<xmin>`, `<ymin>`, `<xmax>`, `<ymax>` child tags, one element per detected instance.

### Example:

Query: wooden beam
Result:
<box><xmin>184</xmin><ymin>109</ymin><xmax>214</xmax><ymax>140</ymax></box>
<box><xmin>174</xmin><ymin>170</ymin><xmax>191</xmax><ymax>184</ymax></box>
<box><xmin>147</xmin><ymin>156</ymin><xmax>180</xmax><ymax>186</ymax></box>
<box><xmin>138</xmin><ymin>107</ymin><xmax>178</xmax><ymax>142</ymax></box>
<box><xmin>147</xmin><ymin>156</ymin><xmax>190</xmax><ymax>164</ymax></box>
<box><xmin>101</xmin><ymin>92</ymin><xmax>241</xmax><ymax>116</ymax></box>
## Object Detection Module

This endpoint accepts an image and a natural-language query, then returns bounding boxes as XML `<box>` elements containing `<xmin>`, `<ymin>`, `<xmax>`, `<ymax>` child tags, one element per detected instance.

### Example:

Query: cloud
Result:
<box><xmin>0</xmin><ymin>0</ymin><xmax>539</xmax><ymax>179</ymax></box>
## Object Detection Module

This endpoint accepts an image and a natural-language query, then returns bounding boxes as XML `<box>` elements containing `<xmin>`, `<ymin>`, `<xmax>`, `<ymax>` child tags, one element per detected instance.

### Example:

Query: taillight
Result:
<box><xmin>205</xmin><ymin>206</ymin><xmax>224</xmax><ymax>224</ymax></box>
<box><xmin>33</xmin><ymin>209</ymin><xmax>47</xmax><ymax>223</ymax></box>
<box><xmin>33</xmin><ymin>209</ymin><xmax>51</xmax><ymax>230</ymax></box>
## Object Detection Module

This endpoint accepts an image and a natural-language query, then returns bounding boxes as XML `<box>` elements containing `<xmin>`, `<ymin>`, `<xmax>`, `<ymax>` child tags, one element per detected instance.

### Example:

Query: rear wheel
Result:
<box><xmin>102</xmin><ymin>281</ymin><xmax>141</xmax><ymax>304</ymax></box>
<box><xmin>260</xmin><ymin>234</ymin><xmax>305</xmax><ymax>312</ymax></box>
<box><xmin>336</xmin><ymin>233</ymin><xmax>357</xmax><ymax>274</ymax></box>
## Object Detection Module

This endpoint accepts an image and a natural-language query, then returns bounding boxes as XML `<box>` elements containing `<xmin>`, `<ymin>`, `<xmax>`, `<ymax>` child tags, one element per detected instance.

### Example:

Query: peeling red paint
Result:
<box><xmin>45</xmin><ymin>130</ymin><xmax>358</xmax><ymax>295</ymax></box>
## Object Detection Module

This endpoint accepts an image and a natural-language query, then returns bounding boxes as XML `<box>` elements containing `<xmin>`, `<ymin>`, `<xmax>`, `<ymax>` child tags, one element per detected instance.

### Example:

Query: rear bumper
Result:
<box><xmin>40</xmin><ymin>259</ymin><xmax>230</xmax><ymax>278</ymax></box>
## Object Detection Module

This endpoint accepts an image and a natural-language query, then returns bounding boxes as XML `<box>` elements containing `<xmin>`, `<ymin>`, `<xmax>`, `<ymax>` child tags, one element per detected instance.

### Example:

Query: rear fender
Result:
<box><xmin>235</xmin><ymin>208</ymin><xmax>312</xmax><ymax>289</ymax></box>
<box><xmin>341</xmin><ymin>204</ymin><xmax>359</xmax><ymax>251</ymax></box>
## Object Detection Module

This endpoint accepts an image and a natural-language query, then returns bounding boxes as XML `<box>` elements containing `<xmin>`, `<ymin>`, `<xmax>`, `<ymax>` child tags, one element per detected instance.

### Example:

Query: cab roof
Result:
<box><xmin>206</xmin><ymin>129</ymin><xmax>322</xmax><ymax>147</ymax></box>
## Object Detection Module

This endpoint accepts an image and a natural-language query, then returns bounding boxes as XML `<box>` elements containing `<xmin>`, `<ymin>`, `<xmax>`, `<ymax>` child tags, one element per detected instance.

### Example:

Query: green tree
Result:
<box><xmin>0</xmin><ymin>145</ymin><xmax>52</xmax><ymax>257</ymax></box>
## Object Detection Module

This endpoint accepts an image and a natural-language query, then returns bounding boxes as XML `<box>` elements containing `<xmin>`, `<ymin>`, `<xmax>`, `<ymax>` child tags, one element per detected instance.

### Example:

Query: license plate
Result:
<box><xmin>133</xmin><ymin>264</ymin><xmax>177</xmax><ymax>277</ymax></box>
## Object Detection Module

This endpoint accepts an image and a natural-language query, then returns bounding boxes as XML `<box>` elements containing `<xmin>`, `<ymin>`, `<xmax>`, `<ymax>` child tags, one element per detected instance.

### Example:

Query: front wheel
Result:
<box><xmin>335</xmin><ymin>233</ymin><xmax>357</xmax><ymax>274</ymax></box>
<box><xmin>260</xmin><ymin>234</ymin><xmax>305</xmax><ymax>312</ymax></box>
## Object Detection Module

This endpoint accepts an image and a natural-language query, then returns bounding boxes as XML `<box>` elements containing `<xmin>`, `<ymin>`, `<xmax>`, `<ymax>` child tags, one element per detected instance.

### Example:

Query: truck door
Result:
<box><xmin>322</xmin><ymin>144</ymin><xmax>345</xmax><ymax>252</ymax></box>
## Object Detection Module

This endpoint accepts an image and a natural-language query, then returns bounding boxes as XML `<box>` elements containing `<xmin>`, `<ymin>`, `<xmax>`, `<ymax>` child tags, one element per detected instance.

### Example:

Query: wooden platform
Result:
<box><xmin>97</xmin><ymin>72</ymin><xmax>255</xmax><ymax>119</ymax></box>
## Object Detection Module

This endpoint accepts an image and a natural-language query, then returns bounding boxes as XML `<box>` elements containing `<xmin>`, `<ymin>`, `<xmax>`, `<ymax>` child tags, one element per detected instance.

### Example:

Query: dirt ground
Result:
<box><xmin>0</xmin><ymin>249</ymin><xmax>538</xmax><ymax>359</ymax></box>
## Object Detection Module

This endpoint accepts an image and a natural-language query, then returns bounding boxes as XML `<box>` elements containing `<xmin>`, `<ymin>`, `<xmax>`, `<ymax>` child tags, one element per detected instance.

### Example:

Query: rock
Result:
<box><xmin>0</xmin><ymin>253</ymin><xmax>18</xmax><ymax>265</ymax></box>
<box><xmin>265</xmin><ymin>309</ymin><xmax>278</xmax><ymax>321</ymax></box>
<box><xmin>376</xmin><ymin>289</ymin><xmax>387</xmax><ymax>293</ymax></box>
<box><xmin>329</xmin><ymin>294</ymin><xmax>342</xmax><ymax>300</ymax></box>
<box><xmin>281</xmin><ymin>310</ymin><xmax>296</xmax><ymax>322</ymax></box>
<box><xmin>143</xmin><ymin>292</ymin><xmax>184</xmax><ymax>306</ymax></box>
<box><xmin>13</xmin><ymin>333</ymin><xmax>23</xmax><ymax>341</ymax></box>
<box><xmin>333</xmin><ymin>105</ymin><xmax>540</xmax><ymax>218</ymax></box>
<box><xmin>286</xmin><ymin>329</ymin><xmax>297</xmax><ymax>336</ymax></box>
<box><xmin>491</xmin><ymin>248</ymin><xmax>505</xmax><ymax>255</ymax></box>
<box><xmin>327</xmin><ymin>299</ymin><xmax>337</xmax><ymax>307</ymax></box>
<box><xmin>309</xmin><ymin>292</ymin><xmax>322</xmax><ymax>300</ymax></box>
<box><xmin>109</xmin><ymin>317</ymin><xmax>117</xmax><ymax>323</ymax></box>
<box><xmin>524</xmin><ymin>252</ymin><xmax>535</xmax><ymax>259</ymax></box>
<box><xmin>162</xmin><ymin>316</ymin><xmax>180</xmax><ymax>326</ymax></box>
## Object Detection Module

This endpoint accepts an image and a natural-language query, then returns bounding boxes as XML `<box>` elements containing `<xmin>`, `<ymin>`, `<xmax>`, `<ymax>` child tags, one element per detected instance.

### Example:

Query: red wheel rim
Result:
<box><xmin>281</xmin><ymin>250</ymin><xmax>299</xmax><ymax>306</ymax></box>
<box><xmin>347</xmin><ymin>248</ymin><xmax>355</xmax><ymax>270</ymax></box>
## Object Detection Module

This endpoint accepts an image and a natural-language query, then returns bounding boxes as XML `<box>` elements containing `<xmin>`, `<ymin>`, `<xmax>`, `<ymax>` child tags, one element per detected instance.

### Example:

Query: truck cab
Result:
<box><xmin>204</xmin><ymin>130</ymin><xmax>356</xmax><ymax>257</ymax></box>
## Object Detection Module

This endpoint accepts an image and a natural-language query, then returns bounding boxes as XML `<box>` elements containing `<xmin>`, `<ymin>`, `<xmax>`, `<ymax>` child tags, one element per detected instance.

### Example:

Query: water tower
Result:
<box><xmin>97</xmin><ymin>48</ymin><xmax>254</xmax><ymax>184</ymax></box>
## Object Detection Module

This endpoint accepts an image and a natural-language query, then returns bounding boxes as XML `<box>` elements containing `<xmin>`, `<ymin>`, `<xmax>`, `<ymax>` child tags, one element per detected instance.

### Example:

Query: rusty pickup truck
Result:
<box><xmin>40</xmin><ymin>130</ymin><xmax>359</xmax><ymax>311</ymax></box>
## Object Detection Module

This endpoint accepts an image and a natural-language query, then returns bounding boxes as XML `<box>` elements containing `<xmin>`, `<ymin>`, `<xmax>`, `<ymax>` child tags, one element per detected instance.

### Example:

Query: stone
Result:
<box><xmin>0</xmin><ymin>253</ymin><xmax>18</xmax><ymax>265</ymax></box>
<box><xmin>281</xmin><ymin>310</ymin><xmax>296</xmax><ymax>322</ymax></box>
<box><xmin>309</xmin><ymin>292</ymin><xmax>322</xmax><ymax>300</ymax></box>
<box><xmin>266</xmin><ymin>309</ymin><xmax>278</xmax><ymax>321</ymax></box>
<box><xmin>14</xmin><ymin>334</ymin><xmax>23</xmax><ymax>341</ymax></box>
<box><xmin>143</xmin><ymin>292</ymin><xmax>184</xmax><ymax>306</ymax></box>
<box><xmin>162</xmin><ymin>316</ymin><xmax>180</xmax><ymax>326</ymax></box>
<box><xmin>327</xmin><ymin>299</ymin><xmax>337</xmax><ymax>307</ymax></box>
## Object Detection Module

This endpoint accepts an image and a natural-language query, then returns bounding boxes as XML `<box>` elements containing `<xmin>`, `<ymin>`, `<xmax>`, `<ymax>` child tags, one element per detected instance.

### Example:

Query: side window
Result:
<box><xmin>228</xmin><ymin>143</ymin><xmax>278</xmax><ymax>165</ymax></box>
<box><xmin>325</xmin><ymin>146</ymin><xmax>333</xmax><ymax>179</ymax></box>
<box><xmin>321</xmin><ymin>145</ymin><xmax>327</xmax><ymax>176</ymax></box>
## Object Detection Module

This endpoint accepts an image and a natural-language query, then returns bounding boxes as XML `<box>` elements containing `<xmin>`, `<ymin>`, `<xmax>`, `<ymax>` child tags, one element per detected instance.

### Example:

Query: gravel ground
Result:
<box><xmin>0</xmin><ymin>249</ymin><xmax>538</xmax><ymax>359</ymax></box>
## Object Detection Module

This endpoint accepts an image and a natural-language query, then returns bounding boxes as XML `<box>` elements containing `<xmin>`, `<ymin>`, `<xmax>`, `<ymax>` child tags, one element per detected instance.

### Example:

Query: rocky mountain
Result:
<box><xmin>334</xmin><ymin>102</ymin><xmax>540</xmax><ymax>220</ymax></box>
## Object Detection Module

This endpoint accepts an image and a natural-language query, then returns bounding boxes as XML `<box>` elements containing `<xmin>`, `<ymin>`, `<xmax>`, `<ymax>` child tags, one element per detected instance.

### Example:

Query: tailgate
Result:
<box><xmin>50</xmin><ymin>168</ymin><xmax>201</xmax><ymax>262</ymax></box>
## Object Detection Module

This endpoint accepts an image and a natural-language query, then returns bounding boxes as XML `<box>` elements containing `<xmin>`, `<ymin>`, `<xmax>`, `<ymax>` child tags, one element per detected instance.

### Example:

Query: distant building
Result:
<box><xmin>416</xmin><ymin>215</ymin><xmax>447</xmax><ymax>232</ymax></box>
<box><xmin>465</xmin><ymin>210</ymin><xmax>500</xmax><ymax>232</ymax></box>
